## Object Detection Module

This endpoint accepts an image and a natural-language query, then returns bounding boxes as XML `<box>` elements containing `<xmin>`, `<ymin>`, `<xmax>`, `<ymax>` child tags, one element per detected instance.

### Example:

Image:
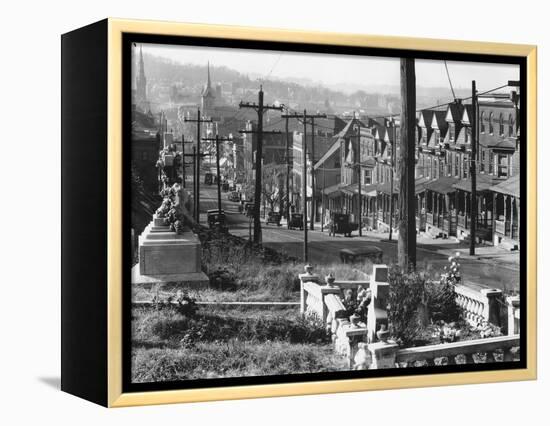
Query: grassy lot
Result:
<box><xmin>133</xmin><ymin>260</ymin><xmax>371</xmax><ymax>303</ymax></box>
<box><xmin>132</xmin><ymin>305</ymin><xmax>348</xmax><ymax>383</ymax></box>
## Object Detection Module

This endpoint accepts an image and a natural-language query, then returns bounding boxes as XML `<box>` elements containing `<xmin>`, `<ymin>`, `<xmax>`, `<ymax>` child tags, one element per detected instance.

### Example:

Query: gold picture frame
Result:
<box><xmin>62</xmin><ymin>17</ymin><xmax>537</xmax><ymax>407</ymax></box>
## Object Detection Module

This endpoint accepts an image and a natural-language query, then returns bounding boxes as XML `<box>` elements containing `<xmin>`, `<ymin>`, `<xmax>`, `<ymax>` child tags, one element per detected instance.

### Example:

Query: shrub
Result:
<box><xmin>425</xmin><ymin>279</ymin><xmax>461</xmax><ymax>323</ymax></box>
<box><xmin>387</xmin><ymin>266</ymin><xmax>428</xmax><ymax>346</ymax></box>
<box><xmin>426</xmin><ymin>253</ymin><xmax>461</xmax><ymax>323</ymax></box>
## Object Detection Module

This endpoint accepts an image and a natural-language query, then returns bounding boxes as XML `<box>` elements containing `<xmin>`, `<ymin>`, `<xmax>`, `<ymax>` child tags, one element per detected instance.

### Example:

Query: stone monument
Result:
<box><xmin>132</xmin><ymin>183</ymin><xmax>209</xmax><ymax>286</ymax></box>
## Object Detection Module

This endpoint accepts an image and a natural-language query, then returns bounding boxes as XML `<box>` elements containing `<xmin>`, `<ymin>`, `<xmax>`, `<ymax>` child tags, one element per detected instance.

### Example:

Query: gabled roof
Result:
<box><xmin>461</xmin><ymin>104</ymin><xmax>473</xmax><ymax>125</ymax></box>
<box><xmin>373</xmin><ymin>124</ymin><xmax>386</xmax><ymax>141</ymax></box>
<box><xmin>345</xmin><ymin>139</ymin><xmax>355</xmax><ymax>164</ymax></box>
<box><xmin>418</xmin><ymin>110</ymin><xmax>434</xmax><ymax>129</ymax></box>
<box><xmin>314</xmin><ymin>138</ymin><xmax>341</xmax><ymax>170</ymax></box>
<box><xmin>431</xmin><ymin>110</ymin><xmax>448</xmax><ymax>131</ymax></box>
<box><xmin>446</xmin><ymin>102</ymin><xmax>465</xmax><ymax>123</ymax></box>
<box><xmin>455</xmin><ymin>126</ymin><xmax>470</xmax><ymax>145</ymax></box>
<box><xmin>335</xmin><ymin>117</ymin><xmax>366</xmax><ymax>138</ymax></box>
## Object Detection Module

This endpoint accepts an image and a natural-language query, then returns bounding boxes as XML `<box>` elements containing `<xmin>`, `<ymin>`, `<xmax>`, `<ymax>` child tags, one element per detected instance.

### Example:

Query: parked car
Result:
<box><xmin>227</xmin><ymin>191</ymin><xmax>240</xmax><ymax>202</ymax></box>
<box><xmin>207</xmin><ymin>209</ymin><xmax>227</xmax><ymax>231</ymax></box>
<box><xmin>266</xmin><ymin>211</ymin><xmax>282</xmax><ymax>226</ymax></box>
<box><xmin>328</xmin><ymin>213</ymin><xmax>358</xmax><ymax>237</ymax></box>
<box><xmin>339</xmin><ymin>246</ymin><xmax>383</xmax><ymax>264</ymax></box>
<box><xmin>288</xmin><ymin>213</ymin><xmax>304</xmax><ymax>230</ymax></box>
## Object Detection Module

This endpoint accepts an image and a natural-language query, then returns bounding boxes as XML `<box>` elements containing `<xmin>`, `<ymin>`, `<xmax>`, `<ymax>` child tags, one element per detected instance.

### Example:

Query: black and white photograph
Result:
<box><xmin>128</xmin><ymin>40</ymin><xmax>524</xmax><ymax>386</ymax></box>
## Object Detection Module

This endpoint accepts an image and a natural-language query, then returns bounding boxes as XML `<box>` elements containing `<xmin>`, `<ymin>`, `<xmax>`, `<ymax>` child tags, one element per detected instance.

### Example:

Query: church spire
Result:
<box><xmin>136</xmin><ymin>44</ymin><xmax>148</xmax><ymax>111</ymax></box>
<box><xmin>207</xmin><ymin>61</ymin><xmax>212</xmax><ymax>90</ymax></box>
<box><xmin>139</xmin><ymin>44</ymin><xmax>145</xmax><ymax>78</ymax></box>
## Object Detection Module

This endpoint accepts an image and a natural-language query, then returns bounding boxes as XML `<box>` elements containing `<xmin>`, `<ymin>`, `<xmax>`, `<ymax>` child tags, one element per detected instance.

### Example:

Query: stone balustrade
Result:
<box><xmin>455</xmin><ymin>284</ymin><xmax>502</xmax><ymax>327</ymax></box>
<box><xmin>394</xmin><ymin>335</ymin><xmax>520</xmax><ymax>368</ymax></box>
<box><xmin>298</xmin><ymin>264</ymin><xmax>520</xmax><ymax>370</ymax></box>
<box><xmin>506</xmin><ymin>295</ymin><xmax>520</xmax><ymax>336</ymax></box>
<box><xmin>299</xmin><ymin>264</ymin><xmax>390</xmax><ymax>368</ymax></box>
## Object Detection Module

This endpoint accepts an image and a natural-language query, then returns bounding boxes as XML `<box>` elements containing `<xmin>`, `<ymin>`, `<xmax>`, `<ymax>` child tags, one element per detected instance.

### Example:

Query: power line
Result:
<box><xmin>444</xmin><ymin>60</ymin><xmax>457</xmax><ymax>100</ymax></box>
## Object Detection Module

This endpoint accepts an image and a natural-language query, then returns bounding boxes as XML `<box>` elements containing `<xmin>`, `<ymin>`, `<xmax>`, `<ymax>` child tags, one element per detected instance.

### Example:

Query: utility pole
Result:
<box><xmin>302</xmin><ymin>110</ymin><xmax>308</xmax><ymax>261</ymax></box>
<box><xmin>239</xmin><ymin>87</ymin><xmax>283</xmax><ymax>244</ymax></box>
<box><xmin>388</xmin><ymin>118</ymin><xmax>395</xmax><ymax>241</ymax></box>
<box><xmin>184</xmin><ymin>108</ymin><xmax>212</xmax><ymax>222</ymax></box>
<box><xmin>183</xmin><ymin>147</ymin><xmax>209</xmax><ymax>219</ymax></box>
<box><xmin>181</xmin><ymin>134</ymin><xmax>185</xmax><ymax>188</ymax></box>
<box><xmin>321</xmin><ymin>166</ymin><xmax>326</xmax><ymax>232</ymax></box>
<box><xmin>285</xmin><ymin>112</ymin><xmax>291</xmax><ymax>225</ymax></box>
<box><xmin>469</xmin><ymin>80</ymin><xmax>478</xmax><ymax>256</ymax></box>
<box><xmin>281</xmin><ymin>110</ymin><xmax>326</xmax><ymax>261</ymax></box>
<box><xmin>398</xmin><ymin>58</ymin><xmax>417</xmax><ymax>271</ymax></box>
<box><xmin>309</xmin><ymin>114</ymin><xmax>327</xmax><ymax>230</ymax></box>
<box><xmin>202</xmin><ymin>134</ymin><xmax>233</xmax><ymax>214</ymax></box>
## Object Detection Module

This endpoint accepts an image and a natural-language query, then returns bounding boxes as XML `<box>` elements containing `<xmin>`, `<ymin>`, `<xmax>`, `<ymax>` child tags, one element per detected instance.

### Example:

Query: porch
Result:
<box><xmin>490</xmin><ymin>175</ymin><xmax>520</xmax><ymax>249</ymax></box>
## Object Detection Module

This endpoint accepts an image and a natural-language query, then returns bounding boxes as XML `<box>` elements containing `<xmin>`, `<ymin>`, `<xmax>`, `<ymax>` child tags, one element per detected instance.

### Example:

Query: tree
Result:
<box><xmin>261</xmin><ymin>164</ymin><xmax>287</xmax><ymax>213</ymax></box>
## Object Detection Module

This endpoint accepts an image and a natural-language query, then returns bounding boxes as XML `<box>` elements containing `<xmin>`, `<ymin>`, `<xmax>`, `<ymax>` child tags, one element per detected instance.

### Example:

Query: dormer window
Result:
<box><xmin>489</xmin><ymin>112</ymin><xmax>494</xmax><ymax>134</ymax></box>
<box><xmin>499</xmin><ymin>113</ymin><xmax>504</xmax><ymax>136</ymax></box>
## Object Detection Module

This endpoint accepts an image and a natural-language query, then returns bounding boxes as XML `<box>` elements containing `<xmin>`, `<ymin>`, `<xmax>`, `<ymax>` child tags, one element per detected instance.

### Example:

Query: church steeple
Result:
<box><xmin>201</xmin><ymin>61</ymin><xmax>215</xmax><ymax>114</ymax></box>
<box><xmin>136</xmin><ymin>44</ymin><xmax>148</xmax><ymax>111</ymax></box>
<box><xmin>138</xmin><ymin>45</ymin><xmax>145</xmax><ymax>80</ymax></box>
<box><xmin>207</xmin><ymin>61</ymin><xmax>211</xmax><ymax>90</ymax></box>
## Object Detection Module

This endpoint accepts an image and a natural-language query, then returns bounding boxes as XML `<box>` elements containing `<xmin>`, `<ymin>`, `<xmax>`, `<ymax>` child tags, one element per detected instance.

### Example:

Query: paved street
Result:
<box><xmin>197</xmin><ymin>183</ymin><xmax>520</xmax><ymax>292</ymax></box>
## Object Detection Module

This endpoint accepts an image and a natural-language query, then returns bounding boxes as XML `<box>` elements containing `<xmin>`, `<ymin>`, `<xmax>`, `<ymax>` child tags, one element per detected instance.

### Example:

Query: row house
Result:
<box><xmin>291</xmin><ymin>116</ymin><xmax>345</xmax><ymax>220</ymax></box>
<box><xmin>314</xmin><ymin>94</ymin><xmax>519</xmax><ymax>248</ymax></box>
<box><xmin>416</xmin><ymin>104</ymin><xmax>462</xmax><ymax>237</ymax></box>
<box><xmin>417</xmin><ymin>95</ymin><xmax>519</xmax><ymax>248</ymax></box>
<box><xmin>317</xmin><ymin>117</ymin><xmax>399</xmax><ymax>231</ymax></box>
<box><xmin>316</xmin><ymin>118</ymin><xmax>371</xmax><ymax>223</ymax></box>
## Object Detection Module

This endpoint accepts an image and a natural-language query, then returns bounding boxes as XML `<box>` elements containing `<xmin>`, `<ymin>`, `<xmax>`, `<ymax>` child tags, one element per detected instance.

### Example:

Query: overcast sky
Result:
<box><xmin>140</xmin><ymin>43</ymin><xmax>519</xmax><ymax>93</ymax></box>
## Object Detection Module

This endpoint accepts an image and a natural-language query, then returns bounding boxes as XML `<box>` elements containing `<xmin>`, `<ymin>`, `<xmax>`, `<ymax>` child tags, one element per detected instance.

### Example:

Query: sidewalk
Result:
<box><xmin>301</xmin><ymin>221</ymin><xmax>520</xmax><ymax>268</ymax></box>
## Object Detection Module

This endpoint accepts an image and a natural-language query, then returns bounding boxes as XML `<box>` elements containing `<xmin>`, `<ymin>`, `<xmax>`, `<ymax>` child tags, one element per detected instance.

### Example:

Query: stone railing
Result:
<box><xmin>298</xmin><ymin>265</ymin><xmax>521</xmax><ymax>369</ymax></box>
<box><xmin>299</xmin><ymin>264</ymin><xmax>391</xmax><ymax>368</ymax></box>
<box><xmin>351</xmin><ymin>333</ymin><xmax>520</xmax><ymax>370</ymax></box>
<box><xmin>455</xmin><ymin>284</ymin><xmax>502</xmax><ymax>327</ymax></box>
<box><xmin>506</xmin><ymin>295</ymin><xmax>520</xmax><ymax>336</ymax></box>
